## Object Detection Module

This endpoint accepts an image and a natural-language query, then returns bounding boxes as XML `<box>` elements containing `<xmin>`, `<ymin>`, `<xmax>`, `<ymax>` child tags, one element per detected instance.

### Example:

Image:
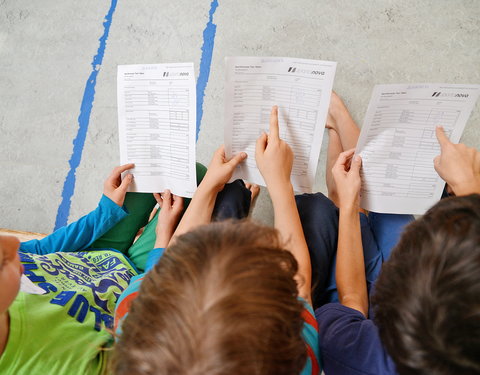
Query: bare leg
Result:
<box><xmin>326</xmin><ymin>92</ymin><xmax>360</xmax><ymax>151</ymax></box>
<box><xmin>244</xmin><ymin>182</ymin><xmax>260</xmax><ymax>215</ymax></box>
<box><xmin>326</xmin><ymin>92</ymin><xmax>366</xmax><ymax>213</ymax></box>
<box><xmin>326</xmin><ymin>128</ymin><xmax>343</xmax><ymax>207</ymax></box>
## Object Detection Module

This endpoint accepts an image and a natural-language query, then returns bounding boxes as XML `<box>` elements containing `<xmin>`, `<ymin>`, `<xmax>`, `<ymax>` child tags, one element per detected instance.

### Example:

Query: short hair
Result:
<box><xmin>372</xmin><ymin>194</ymin><xmax>480</xmax><ymax>375</ymax></box>
<box><xmin>112</xmin><ymin>221</ymin><xmax>307</xmax><ymax>375</ymax></box>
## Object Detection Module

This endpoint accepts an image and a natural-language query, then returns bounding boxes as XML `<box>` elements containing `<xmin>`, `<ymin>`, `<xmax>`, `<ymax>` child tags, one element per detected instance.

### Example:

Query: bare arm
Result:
<box><xmin>256</xmin><ymin>106</ymin><xmax>312</xmax><ymax>304</ymax></box>
<box><xmin>434</xmin><ymin>126</ymin><xmax>480</xmax><ymax>196</ymax></box>
<box><xmin>170</xmin><ymin>146</ymin><xmax>247</xmax><ymax>243</ymax></box>
<box><xmin>332</xmin><ymin>150</ymin><xmax>368</xmax><ymax>317</ymax></box>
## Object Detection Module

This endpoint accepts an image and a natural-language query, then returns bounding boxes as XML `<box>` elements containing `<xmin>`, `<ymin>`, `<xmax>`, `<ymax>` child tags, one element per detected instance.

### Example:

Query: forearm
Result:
<box><xmin>336</xmin><ymin>206</ymin><xmax>368</xmax><ymax>316</ymax></box>
<box><xmin>270</xmin><ymin>183</ymin><xmax>312</xmax><ymax>303</ymax></box>
<box><xmin>170</xmin><ymin>184</ymin><xmax>217</xmax><ymax>243</ymax></box>
<box><xmin>20</xmin><ymin>195</ymin><xmax>127</xmax><ymax>255</ymax></box>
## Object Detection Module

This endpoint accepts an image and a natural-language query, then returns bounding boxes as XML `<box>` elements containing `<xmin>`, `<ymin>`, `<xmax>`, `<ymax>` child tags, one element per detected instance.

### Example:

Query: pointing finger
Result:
<box><xmin>269</xmin><ymin>106</ymin><xmax>280</xmax><ymax>140</ymax></box>
<box><xmin>435</xmin><ymin>126</ymin><xmax>451</xmax><ymax>151</ymax></box>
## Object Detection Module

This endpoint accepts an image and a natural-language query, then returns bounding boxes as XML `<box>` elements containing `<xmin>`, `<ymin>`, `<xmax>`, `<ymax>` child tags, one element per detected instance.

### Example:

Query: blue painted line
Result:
<box><xmin>196</xmin><ymin>0</ymin><xmax>219</xmax><ymax>141</ymax></box>
<box><xmin>54</xmin><ymin>0</ymin><xmax>118</xmax><ymax>230</ymax></box>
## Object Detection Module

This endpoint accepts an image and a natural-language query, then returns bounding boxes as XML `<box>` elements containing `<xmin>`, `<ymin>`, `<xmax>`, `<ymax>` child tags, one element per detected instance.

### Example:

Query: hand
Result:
<box><xmin>103</xmin><ymin>163</ymin><xmax>134</xmax><ymax>207</ymax></box>
<box><xmin>434</xmin><ymin>127</ymin><xmax>480</xmax><ymax>196</ymax></box>
<box><xmin>201</xmin><ymin>146</ymin><xmax>247</xmax><ymax>192</ymax></box>
<box><xmin>332</xmin><ymin>149</ymin><xmax>362</xmax><ymax>210</ymax></box>
<box><xmin>255</xmin><ymin>106</ymin><xmax>294</xmax><ymax>187</ymax></box>
<box><xmin>154</xmin><ymin>190</ymin><xmax>184</xmax><ymax>248</ymax></box>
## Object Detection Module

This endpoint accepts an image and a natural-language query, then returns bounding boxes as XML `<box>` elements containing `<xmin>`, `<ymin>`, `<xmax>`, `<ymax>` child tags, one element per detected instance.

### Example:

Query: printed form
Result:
<box><xmin>356</xmin><ymin>84</ymin><xmax>480</xmax><ymax>215</ymax></box>
<box><xmin>224</xmin><ymin>57</ymin><xmax>337</xmax><ymax>193</ymax></box>
<box><xmin>117</xmin><ymin>63</ymin><xmax>197</xmax><ymax>197</ymax></box>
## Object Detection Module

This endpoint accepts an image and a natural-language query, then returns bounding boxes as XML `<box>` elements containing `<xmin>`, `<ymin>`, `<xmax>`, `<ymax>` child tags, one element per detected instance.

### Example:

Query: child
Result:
<box><xmin>0</xmin><ymin>164</ymin><xmax>141</xmax><ymax>374</ymax></box>
<box><xmin>0</xmin><ymin>160</ymin><xmax>249</xmax><ymax>374</ymax></box>
<box><xmin>113</xmin><ymin>107</ymin><xmax>321</xmax><ymax>375</ymax></box>
<box><xmin>308</xmin><ymin>94</ymin><xmax>480</xmax><ymax>374</ymax></box>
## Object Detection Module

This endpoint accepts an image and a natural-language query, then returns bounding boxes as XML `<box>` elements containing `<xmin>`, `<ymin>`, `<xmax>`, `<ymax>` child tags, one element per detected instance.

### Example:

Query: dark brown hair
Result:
<box><xmin>112</xmin><ymin>221</ymin><xmax>307</xmax><ymax>375</ymax></box>
<box><xmin>372</xmin><ymin>194</ymin><xmax>480</xmax><ymax>375</ymax></box>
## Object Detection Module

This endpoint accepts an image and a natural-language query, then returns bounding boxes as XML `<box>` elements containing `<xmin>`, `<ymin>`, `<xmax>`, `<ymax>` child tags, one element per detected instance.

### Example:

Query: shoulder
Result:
<box><xmin>114</xmin><ymin>274</ymin><xmax>145</xmax><ymax>334</ymax></box>
<box><xmin>315</xmin><ymin>303</ymin><xmax>396</xmax><ymax>375</ymax></box>
<box><xmin>299</xmin><ymin>298</ymin><xmax>321</xmax><ymax>375</ymax></box>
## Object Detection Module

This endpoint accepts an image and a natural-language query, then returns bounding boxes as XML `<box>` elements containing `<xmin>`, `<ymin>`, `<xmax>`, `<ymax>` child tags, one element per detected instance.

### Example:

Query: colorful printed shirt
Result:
<box><xmin>114</xmin><ymin>249</ymin><xmax>322</xmax><ymax>374</ymax></box>
<box><xmin>0</xmin><ymin>195</ymin><xmax>138</xmax><ymax>375</ymax></box>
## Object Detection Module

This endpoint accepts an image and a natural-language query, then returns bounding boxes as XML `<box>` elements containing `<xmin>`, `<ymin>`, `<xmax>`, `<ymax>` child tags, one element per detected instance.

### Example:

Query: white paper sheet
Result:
<box><xmin>20</xmin><ymin>274</ymin><xmax>46</xmax><ymax>295</ymax></box>
<box><xmin>356</xmin><ymin>83</ymin><xmax>480</xmax><ymax>214</ymax></box>
<box><xmin>117</xmin><ymin>63</ymin><xmax>197</xmax><ymax>198</ymax></box>
<box><xmin>224</xmin><ymin>56</ymin><xmax>337</xmax><ymax>193</ymax></box>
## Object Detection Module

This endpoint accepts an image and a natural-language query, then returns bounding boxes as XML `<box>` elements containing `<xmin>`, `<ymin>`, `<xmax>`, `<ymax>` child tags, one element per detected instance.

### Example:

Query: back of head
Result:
<box><xmin>113</xmin><ymin>221</ymin><xmax>306</xmax><ymax>375</ymax></box>
<box><xmin>373</xmin><ymin>194</ymin><xmax>480</xmax><ymax>375</ymax></box>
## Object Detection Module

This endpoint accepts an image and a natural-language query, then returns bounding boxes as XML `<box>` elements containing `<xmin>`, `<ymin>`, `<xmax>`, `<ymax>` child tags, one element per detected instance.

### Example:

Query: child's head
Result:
<box><xmin>373</xmin><ymin>194</ymin><xmax>480</xmax><ymax>375</ymax></box>
<box><xmin>113</xmin><ymin>221</ymin><xmax>307</xmax><ymax>375</ymax></box>
<box><xmin>0</xmin><ymin>235</ymin><xmax>23</xmax><ymax>314</ymax></box>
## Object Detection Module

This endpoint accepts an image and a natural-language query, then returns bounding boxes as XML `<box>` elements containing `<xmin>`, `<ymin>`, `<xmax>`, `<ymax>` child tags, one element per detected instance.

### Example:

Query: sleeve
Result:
<box><xmin>315</xmin><ymin>303</ymin><xmax>396</xmax><ymax>375</ymax></box>
<box><xmin>114</xmin><ymin>247</ymin><xmax>165</xmax><ymax>335</ymax></box>
<box><xmin>299</xmin><ymin>298</ymin><xmax>321</xmax><ymax>375</ymax></box>
<box><xmin>19</xmin><ymin>195</ymin><xmax>128</xmax><ymax>255</ymax></box>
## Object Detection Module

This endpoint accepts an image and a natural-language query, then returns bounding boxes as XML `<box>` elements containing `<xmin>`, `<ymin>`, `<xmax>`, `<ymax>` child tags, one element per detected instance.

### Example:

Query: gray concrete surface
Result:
<box><xmin>1</xmin><ymin>0</ymin><xmax>479</xmax><ymax>233</ymax></box>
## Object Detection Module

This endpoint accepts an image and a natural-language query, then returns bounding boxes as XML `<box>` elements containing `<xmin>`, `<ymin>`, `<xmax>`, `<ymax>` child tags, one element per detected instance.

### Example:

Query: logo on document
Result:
<box><xmin>288</xmin><ymin>67</ymin><xmax>325</xmax><ymax>75</ymax></box>
<box><xmin>432</xmin><ymin>92</ymin><xmax>469</xmax><ymax>98</ymax></box>
<box><xmin>163</xmin><ymin>72</ymin><xmax>189</xmax><ymax>77</ymax></box>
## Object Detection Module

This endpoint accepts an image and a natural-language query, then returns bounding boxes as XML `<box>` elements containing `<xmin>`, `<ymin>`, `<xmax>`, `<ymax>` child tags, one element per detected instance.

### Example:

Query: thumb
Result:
<box><xmin>118</xmin><ymin>174</ymin><xmax>133</xmax><ymax>193</ymax></box>
<box><xmin>228</xmin><ymin>152</ymin><xmax>247</xmax><ymax>168</ymax></box>
<box><xmin>433</xmin><ymin>155</ymin><xmax>441</xmax><ymax>170</ymax></box>
<box><xmin>349</xmin><ymin>155</ymin><xmax>362</xmax><ymax>175</ymax></box>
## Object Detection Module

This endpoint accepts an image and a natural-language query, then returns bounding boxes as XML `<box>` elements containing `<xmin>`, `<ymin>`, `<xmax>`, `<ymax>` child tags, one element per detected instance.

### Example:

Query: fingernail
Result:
<box><xmin>241</xmin><ymin>152</ymin><xmax>247</xmax><ymax>158</ymax></box>
<box><xmin>354</xmin><ymin>155</ymin><xmax>361</xmax><ymax>162</ymax></box>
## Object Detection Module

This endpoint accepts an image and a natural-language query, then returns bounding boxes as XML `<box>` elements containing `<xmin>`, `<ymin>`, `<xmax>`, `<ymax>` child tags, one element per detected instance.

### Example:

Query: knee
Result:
<box><xmin>295</xmin><ymin>193</ymin><xmax>338</xmax><ymax>222</ymax></box>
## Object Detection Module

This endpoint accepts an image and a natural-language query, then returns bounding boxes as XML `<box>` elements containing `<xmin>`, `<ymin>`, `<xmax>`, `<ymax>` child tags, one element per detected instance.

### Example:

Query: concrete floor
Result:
<box><xmin>1</xmin><ymin>0</ymin><xmax>479</xmax><ymax>233</ymax></box>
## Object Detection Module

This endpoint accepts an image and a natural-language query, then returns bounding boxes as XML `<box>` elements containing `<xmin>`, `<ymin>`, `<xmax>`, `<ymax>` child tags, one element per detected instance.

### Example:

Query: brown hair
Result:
<box><xmin>112</xmin><ymin>220</ymin><xmax>307</xmax><ymax>375</ymax></box>
<box><xmin>372</xmin><ymin>194</ymin><xmax>480</xmax><ymax>375</ymax></box>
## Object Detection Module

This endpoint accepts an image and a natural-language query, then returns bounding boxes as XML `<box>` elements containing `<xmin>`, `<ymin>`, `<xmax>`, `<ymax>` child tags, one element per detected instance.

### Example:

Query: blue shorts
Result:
<box><xmin>295</xmin><ymin>193</ymin><xmax>414</xmax><ymax>309</ymax></box>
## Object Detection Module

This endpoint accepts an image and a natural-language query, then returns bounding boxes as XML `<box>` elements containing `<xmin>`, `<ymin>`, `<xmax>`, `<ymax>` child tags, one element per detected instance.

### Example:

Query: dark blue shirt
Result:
<box><xmin>316</xmin><ymin>303</ymin><xmax>397</xmax><ymax>375</ymax></box>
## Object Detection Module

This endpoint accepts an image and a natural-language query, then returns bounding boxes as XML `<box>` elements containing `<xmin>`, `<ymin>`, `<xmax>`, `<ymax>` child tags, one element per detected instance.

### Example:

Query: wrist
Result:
<box><xmin>338</xmin><ymin>198</ymin><xmax>360</xmax><ymax>213</ymax></box>
<box><xmin>451</xmin><ymin>178</ymin><xmax>480</xmax><ymax>196</ymax></box>
<box><xmin>268</xmin><ymin>181</ymin><xmax>294</xmax><ymax>200</ymax></box>
<box><xmin>155</xmin><ymin>230</ymin><xmax>173</xmax><ymax>248</ymax></box>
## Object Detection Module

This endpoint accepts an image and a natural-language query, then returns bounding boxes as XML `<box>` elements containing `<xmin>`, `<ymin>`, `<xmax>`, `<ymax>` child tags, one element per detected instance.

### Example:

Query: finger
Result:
<box><xmin>255</xmin><ymin>132</ymin><xmax>268</xmax><ymax>156</ymax></box>
<box><xmin>153</xmin><ymin>192</ymin><xmax>162</xmax><ymax>206</ymax></box>
<box><xmin>349</xmin><ymin>155</ymin><xmax>362</xmax><ymax>175</ymax></box>
<box><xmin>269</xmin><ymin>106</ymin><xmax>280</xmax><ymax>140</ymax></box>
<box><xmin>163</xmin><ymin>189</ymin><xmax>172</xmax><ymax>207</ymax></box>
<box><xmin>435</xmin><ymin>126</ymin><xmax>451</xmax><ymax>150</ymax></box>
<box><xmin>172</xmin><ymin>195</ymin><xmax>184</xmax><ymax>211</ymax></box>
<box><xmin>433</xmin><ymin>155</ymin><xmax>441</xmax><ymax>170</ymax></box>
<box><xmin>334</xmin><ymin>149</ymin><xmax>356</xmax><ymax>169</ymax></box>
<box><xmin>214</xmin><ymin>145</ymin><xmax>226</xmax><ymax>160</ymax></box>
<box><xmin>118</xmin><ymin>173</ymin><xmax>133</xmax><ymax>194</ymax></box>
<box><xmin>107</xmin><ymin>163</ymin><xmax>135</xmax><ymax>185</ymax></box>
<box><xmin>227</xmin><ymin>151</ymin><xmax>248</xmax><ymax>168</ymax></box>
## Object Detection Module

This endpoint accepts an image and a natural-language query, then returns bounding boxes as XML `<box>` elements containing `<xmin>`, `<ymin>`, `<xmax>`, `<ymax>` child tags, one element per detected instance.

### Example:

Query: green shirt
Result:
<box><xmin>0</xmin><ymin>250</ymin><xmax>136</xmax><ymax>375</ymax></box>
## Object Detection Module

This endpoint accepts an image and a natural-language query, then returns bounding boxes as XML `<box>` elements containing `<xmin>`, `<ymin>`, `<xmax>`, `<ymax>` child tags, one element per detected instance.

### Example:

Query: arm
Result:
<box><xmin>434</xmin><ymin>126</ymin><xmax>480</xmax><ymax>195</ymax></box>
<box><xmin>153</xmin><ymin>190</ymin><xmax>184</xmax><ymax>249</ymax></box>
<box><xmin>20</xmin><ymin>164</ymin><xmax>134</xmax><ymax>255</ymax></box>
<box><xmin>255</xmin><ymin>106</ymin><xmax>312</xmax><ymax>304</ymax></box>
<box><xmin>332</xmin><ymin>150</ymin><xmax>368</xmax><ymax>317</ymax></box>
<box><xmin>170</xmin><ymin>146</ymin><xmax>247</xmax><ymax>242</ymax></box>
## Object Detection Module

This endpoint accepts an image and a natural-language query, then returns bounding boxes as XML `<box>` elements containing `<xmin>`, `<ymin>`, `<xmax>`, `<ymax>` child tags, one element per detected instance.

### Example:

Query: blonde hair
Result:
<box><xmin>112</xmin><ymin>221</ymin><xmax>307</xmax><ymax>375</ymax></box>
